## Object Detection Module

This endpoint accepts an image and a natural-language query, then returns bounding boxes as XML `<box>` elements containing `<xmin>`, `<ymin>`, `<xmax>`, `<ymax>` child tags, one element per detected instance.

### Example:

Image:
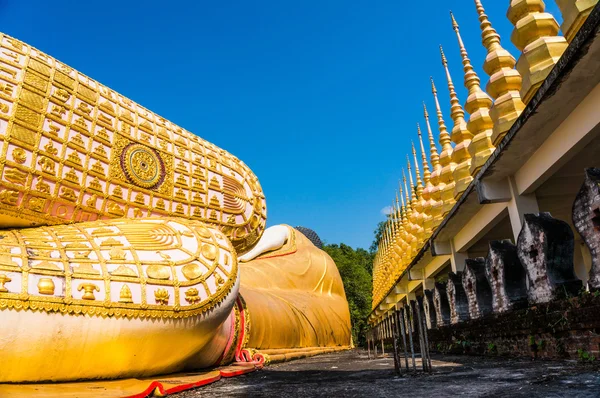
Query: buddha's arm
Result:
<box><xmin>238</xmin><ymin>226</ymin><xmax>352</xmax><ymax>350</ymax></box>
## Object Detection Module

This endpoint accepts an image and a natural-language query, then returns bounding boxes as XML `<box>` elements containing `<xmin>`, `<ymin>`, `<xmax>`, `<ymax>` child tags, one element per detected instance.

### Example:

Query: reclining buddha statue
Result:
<box><xmin>0</xmin><ymin>33</ymin><xmax>351</xmax><ymax>383</ymax></box>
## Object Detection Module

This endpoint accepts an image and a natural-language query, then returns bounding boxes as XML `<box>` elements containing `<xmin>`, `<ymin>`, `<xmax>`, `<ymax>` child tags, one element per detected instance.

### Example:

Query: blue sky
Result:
<box><xmin>0</xmin><ymin>1</ymin><xmax>562</xmax><ymax>249</ymax></box>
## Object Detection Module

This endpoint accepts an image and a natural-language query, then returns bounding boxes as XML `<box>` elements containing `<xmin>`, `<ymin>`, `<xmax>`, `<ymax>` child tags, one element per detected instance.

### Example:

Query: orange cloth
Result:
<box><xmin>240</xmin><ymin>226</ymin><xmax>352</xmax><ymax>349</ymax></box>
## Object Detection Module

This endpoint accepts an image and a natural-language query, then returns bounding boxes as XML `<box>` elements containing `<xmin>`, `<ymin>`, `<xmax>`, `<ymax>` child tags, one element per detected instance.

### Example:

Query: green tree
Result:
<box><xmin>323</xmin><ymin>243</ymin><xmax>373</xmax><ymax>347</ymax></box>
<box><xmin>369</xmin><ymin>220</ymin><xmax>387</xmax><ymax>254</ymax></box>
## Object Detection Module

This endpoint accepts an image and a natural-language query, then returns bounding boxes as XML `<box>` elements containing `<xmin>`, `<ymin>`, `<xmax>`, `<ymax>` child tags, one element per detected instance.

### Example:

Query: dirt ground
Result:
<box><xmin>172</xmin><ymin>350</ymin><xmax>600</xmax><ymax>397</ymax></box>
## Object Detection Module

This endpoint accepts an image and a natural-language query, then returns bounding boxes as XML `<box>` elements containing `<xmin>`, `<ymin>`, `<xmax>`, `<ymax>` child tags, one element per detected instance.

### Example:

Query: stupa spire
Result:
<box><xmin>418</xmin><ymin>123</ymin><xmax>431</xmax><ymax>185</ymax></box>
<box><xmin>390</xmin><ymin>198</ymin><xmax>402</xmax><ymax>266</ymax></box>
<box><xmin>413</xmin><ymin>136</ymin><xmax>427</xmax><ymax>240</ymax></box>
<box><xmin>389</xmin><ymin>202</ymin><xmax>396</xmax><ymax>236</ymax></box>
<box><xmin>395</xmin><ymin>193</ymin><xmax>404</xmax><ymax>229</ymax></box>
<box><xmin>407</xmin><ymin>154</ymin><xmax>424</xmax><ymax>248</ymax></box>
<box><xmin>401</xmin><ymin>172</ymin><xmax>415</xmax><ymax>254</ymax></box>
<box><xmin>474</xmin><ymin>0</ymin><xmax>525</xmax><ymax>146</ymax></box>
<box><xmin>441</xmin><ymin>44</ymin><xmax>473</xmax><ymax>200</ymax></box>
<box><xmin>424</xmin><ymin>100</ymin><xmax>440</xmax><ymax>171</ymax></box>
<box><xmin>388</xmin><ymin>206</ymin><xmax>400</xmax><ymax>264</ymax></box>
<box><xmin>436</xmin><ymin>54</ymin><xmax>456</xmax><ymax>157</ymax></box>
<box><xmin>383</xmin><ymin>225</ymin><xmax>389</xmax><ymax>257</ymax></box>
<box><xmin>507</xmin><ymin>0</ymin><xmax>567</xmax><ymax>104</ymax></box>
<box><xmin>451</xmin><ymin>12</ymin><xmax>479</xmax><ymax>93</ymax></box>
<box><xmin>451</xmin><ymin>11</ymin><xmax>495</xmax><ymax>178</ymax></box>
<box><xmin>419</xmin><ymin>123</ymin><xmax>435</xmax><ymax>236</ymax></box>
<box><xmin>407</xmin><ymin>155</ymin><xmax>417</xmax><ymax>203</ymax></box>
<box><xmin>398</xmin><ymin>180</ymin><xmax>405</xmax><ymax>221</ymax></box>
<box><xmin>424</xmin><ymin>97</ymin><xmax>443</xmax><ymax>229</ymax></box>
<box><xmin>412</xmin><ymin>141</ymin><xmax>424</xmax><ymax>197</ymax></box>
<box><xmin>394</xmin><ymin>193</ymin><xmax>401</xmax><ymax>226</ymax></box>
<box><xmin>432</xmin><ymin>66</ymin><xmax>456</xmax><ymax>217</ymax></box>
<box><xmin>402</xmin><ymin>169</ymin><xmax>412</xmax><ymax>214</ymax></box>
<box><xmin>395</xmin><ymin>190</ymin><xmax>408</xmax><ymax>257</ymax></box>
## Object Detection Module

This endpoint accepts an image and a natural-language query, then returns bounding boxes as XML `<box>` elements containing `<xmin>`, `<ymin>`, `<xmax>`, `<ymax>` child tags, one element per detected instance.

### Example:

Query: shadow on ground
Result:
<box><xmin>173</xmin><ymin>350</ymin><xmax>600</xmax><ymax>398</ymax></box>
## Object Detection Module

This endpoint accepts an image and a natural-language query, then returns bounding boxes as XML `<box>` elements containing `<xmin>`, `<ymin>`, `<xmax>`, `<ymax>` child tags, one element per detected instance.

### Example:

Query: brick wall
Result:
<box><xmin>427</xmin><ymin>294</ymin><xmax>600</xmax><ymax>360</ymax></box>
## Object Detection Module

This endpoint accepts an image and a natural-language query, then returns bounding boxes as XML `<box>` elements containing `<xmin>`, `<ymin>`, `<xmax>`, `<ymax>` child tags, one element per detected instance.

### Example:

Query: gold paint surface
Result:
<box><xmin>0</xmin><ymin>216</ymin><xmax>237</xmax><ymax>319</ymax></box>
<box><xmin>240</xmin><ymin>226</ymin><xmax>352</xmax><ymax>349</ymax></box>
<box><xmin>0</xmin><ymin>32</ymin><xmax>266</xmax><ymax>254</ymax></box>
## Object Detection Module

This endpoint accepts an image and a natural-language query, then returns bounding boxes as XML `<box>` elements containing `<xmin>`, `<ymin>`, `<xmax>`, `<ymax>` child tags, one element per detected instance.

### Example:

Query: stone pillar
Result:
<box><xmin>517</xmin><ymin>213</ymin><xmax>583</xmax><ymax>303</ymax></box>
<box><xmin>407</xmin><ymin>298</ymin><xmax>416</xmax><ymax>332</ymax></box>
<box><xmin>485</xmin><ymin>239</ymin><xmax>528</xmax><ymax>312</ymax></box>
<box><xmin>462</xmin><ymin>257</ymin><xmax>493</xmax><ymax>319</ymax></box>
<box><xmin>508</xmin><ymin>176</ymin><xmax>540</xmax><ymax>240</ymax></box>
<box><xmin>447</xmin><ymin>272</ymin><xmax>470</xmax><ymax>324</ymax></box>
<box><xmin>450</xmin><ymin>239</ymin><xmax>468</xmax><ymax>273</ymax></box>
<box><xmin>433</xmin><ymin>282</ymin><xmax>451</xmax><ymax>327</ymax></box>
<box><xmin>410</xmin><ymin>300</ymin><xmax>423</xmax><ymax>353</ymax></box>
<box><xmin>423</xmin><ymin>289</ymin><xmax>437</xmax><ymax>329</ymax></box>
<box><xmin>573</xmin><ymin>168</ymin><xmax>600</xmax><ymax>291</ymax></box>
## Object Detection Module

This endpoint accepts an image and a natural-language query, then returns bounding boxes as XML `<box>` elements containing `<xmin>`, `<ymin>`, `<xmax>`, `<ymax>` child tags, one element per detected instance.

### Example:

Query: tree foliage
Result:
<box><xmin>323</xmin><ymin>243</ymin><xmax>373</xmax><ymax>347</ymax></box>
<box><xmin>369</xmin><ymin>220</ymin><xmax>387</xmax><ymax>254</ymax></box>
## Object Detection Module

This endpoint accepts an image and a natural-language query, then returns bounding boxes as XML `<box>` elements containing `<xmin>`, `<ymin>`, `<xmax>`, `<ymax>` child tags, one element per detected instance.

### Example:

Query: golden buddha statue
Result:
<box><xmin>0</xmin><ymin>32</ymin><xmax>351</xmax><ymax>383</ymax></box>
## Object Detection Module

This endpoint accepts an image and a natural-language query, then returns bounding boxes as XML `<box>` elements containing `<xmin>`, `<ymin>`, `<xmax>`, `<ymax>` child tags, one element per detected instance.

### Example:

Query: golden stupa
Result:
<box><xmin>370</xmin><ymin>0</ymin><xmax>600</xmax><ymax>342</ymax></box>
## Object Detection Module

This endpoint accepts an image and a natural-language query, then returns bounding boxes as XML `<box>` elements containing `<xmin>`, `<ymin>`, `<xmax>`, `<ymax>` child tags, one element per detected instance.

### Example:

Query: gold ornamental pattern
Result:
<box><xmin>122</xmin><ymin>143</ymin><xmax>165</xmax><ymax>189</ymax></box>
<box><xmin>0</xmin><ymin>32</ymin><xmax>267</xmax><ymax>254</ymax></box>
<box><xmin>0</xmin><ymin>217</ymin><xmax>238</xmax><ymax>319</ymax></box>
<box><xmin>111</xmin><ymin>134</ymin><xmax>173</xmax><ymax>195</ymax></box>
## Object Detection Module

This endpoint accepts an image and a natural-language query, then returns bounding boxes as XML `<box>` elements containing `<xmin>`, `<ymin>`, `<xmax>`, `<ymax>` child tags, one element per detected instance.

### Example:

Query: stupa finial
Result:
<box><xmin>395</xmin><ymin>192</ymin><xmax>401</xmax><ymax>219</ymax></box>
<box><xmin>412</xmin><ymin>140</ymin><xmax>423</xmax><ymax>197</ymax></box>
<box><xmin>418</xmin><ymin>122</ymin><xmax>431</xmax><ymax>185</ymax></box>
<box><xmin>407</xmin><ymin>154</ymin><xmax>417</xmax><ymax>203</ymax></box>
<box><xmin>433</xmin><ymin>56</ymin><xmax>458</xmax><ymax>215</ymax></box>
<box><xmin>451</xmin><ymin>12</ymin><xmax>495</xmax><ymax>180</ymax></box>
<box><xmin>423</xmin><ymin>96</ymin><xmax>442</xmax><ymax>228</ymax></box>
<box><xmin>431</xmin><ymin>73</ymin><xmax>453</xmax><ymax>160</ymax></box>
<box><xmin>451</xmin><ymin>11</ymin><xmax>479</xmax><ymax>92</ymax></box>
<box><xmin>424</xmin><ymin>98</ymin><xmax>440</xmax><ymax>171</ymax></box>
<box><xmin>474</xmin><ymin>0</ymin><xmax>499</xmax><ymax>48</ymax></box>
<box><xmin>402</xmin><ymin>168</ymin><xmax>412</xmax><ymax>213</ymax></box>
<box><xmin>475</xmin><ymin>0</ymin><xmax>525</xmax><ymax>146</ymax></box>
<box><xmin>399</xmin><ymin>179</ymin><xmax>406</xmax><ymax>212</ymax></box>
<box><xmin>442</xmin><ymin>41</ymin><xmax>472</xmax><ymax>199</ymax></box>
<box><xmin>390</xmin><ymin>201</ymin><xmax>396</xmax><ymax>235</ymax></box>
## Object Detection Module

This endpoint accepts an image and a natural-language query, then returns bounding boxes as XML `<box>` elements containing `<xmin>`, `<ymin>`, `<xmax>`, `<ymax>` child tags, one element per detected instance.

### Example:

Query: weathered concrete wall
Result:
<box><xmin>423</xmin><ymin>289</ymin><xmax>437</xmax><ymax>329</ymax></box>
<box><xmin>485</xmin><ymin>240</ymin><xmax>528</xmax><ymax>313</ymax></box>
<box><xmin>463</xmin><ymin>258</ymin><xmax>493</xmax><ymax>319</ymax></box>
<box><xmin>422</xmin><ymin>212</ymin><xmax>596</xmax><ymax>360</ymax></box>
<box><xmin>517</xmin><ymin>213</ymin><xmax>582</xmax><ymax>303</ymax></box>
<box><xmin>427</xmin><ymin>294</ymin><xmax>600</xmax><ymax>360</ymax></box>
<box><xmin>573</xmin><ymin>168</ymin><xmax>600</xmax><ymax>291</ymax></box>
<box><xmin>434</xmin><ymin>283</ymin><xmax>451</xmax><ymax>327</ymax></box>
<box><xmin>447</xmin><ymin>272</ymin><xmax>470</xmax><ymax>324</ymax></box>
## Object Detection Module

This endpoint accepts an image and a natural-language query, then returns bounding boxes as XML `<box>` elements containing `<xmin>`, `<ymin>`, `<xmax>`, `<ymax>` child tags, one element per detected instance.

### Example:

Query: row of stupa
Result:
<box><xmin>371</xmin><ymin>0</ymin><xmax>597</xmax><ymax>307</ymax></box>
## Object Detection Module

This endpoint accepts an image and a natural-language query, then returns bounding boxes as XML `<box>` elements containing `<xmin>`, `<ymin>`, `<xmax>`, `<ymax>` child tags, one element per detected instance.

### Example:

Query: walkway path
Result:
<box><xmin>174</xmin><ymin>350</ymin><xmax>600</xmax><ymax>397</ymax></box>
